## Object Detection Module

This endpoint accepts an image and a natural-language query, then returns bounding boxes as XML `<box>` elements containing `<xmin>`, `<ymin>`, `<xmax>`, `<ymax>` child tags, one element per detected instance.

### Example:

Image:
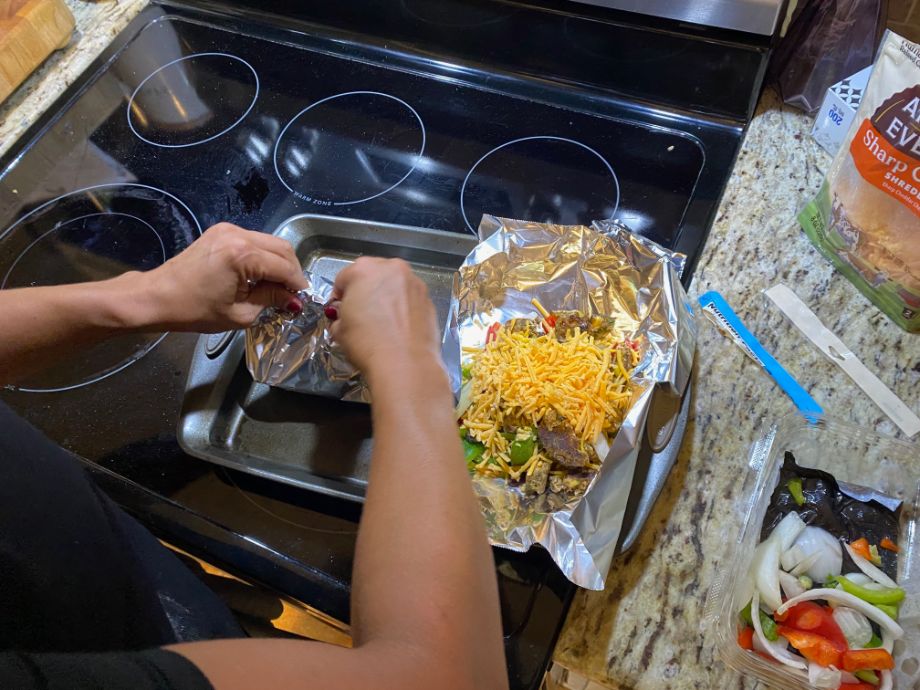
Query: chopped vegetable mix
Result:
<box><xmin>737</xmin><ymin>453</ymin><xmax>907</xmax><ymax>684</ymax></box>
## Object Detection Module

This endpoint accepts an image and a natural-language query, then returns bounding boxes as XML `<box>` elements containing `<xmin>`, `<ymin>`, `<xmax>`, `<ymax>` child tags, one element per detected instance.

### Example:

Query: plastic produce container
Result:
<box><xmin>703</xmin><ymin>414</ymin><xmax>920</xmax><ymax>689</ymax></box>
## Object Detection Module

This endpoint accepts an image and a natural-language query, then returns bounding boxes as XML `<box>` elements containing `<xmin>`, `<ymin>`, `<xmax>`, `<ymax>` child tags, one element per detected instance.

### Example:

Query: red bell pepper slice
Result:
<box><xmin>485</xmin><ymin>322</ymin><xmax>501</xmax><ymax>344</ymax></box>
<box><xmin>850</xmin><ymin>537</ymin><xmax>872</xmax><ymax>561</ymax></box>
<box><xmin>777</xmin><ymin>626</ymin><xmax>843</xmax><ymax>668</ymax></box>
<box><xmin>842</xmin><ymin>648</ymin><xmax>895</xmax><ymax>672</ymax></box>
<box><xmin>737</xmin><ymin>626</ymin><xmax>754</xmax><ymax>651</ymax></box>
<box><xmin>777</xmin><ymin>601</ymin><xmax>848</xmax><ymax>649</ymax></box>
<box><xmin>838</xmin><ymin>684</ymin><xmax>877</xmax><ymax>690</ymax></box>
<box><xmin>880</xmin><ymin>537</ymin><xmax>899</xmax><ymax>553</ymax></box>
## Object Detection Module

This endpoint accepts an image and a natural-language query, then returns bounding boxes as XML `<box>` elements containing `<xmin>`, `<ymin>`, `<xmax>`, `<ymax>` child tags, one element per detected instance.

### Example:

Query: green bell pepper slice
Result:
<box><xmin>874</xmin><ymin>603</ymin><xmax>899</xmax><ymax>620</ymax></box>
<box><xmin>786</xmin><ymin>477</ymin><xmax>805</xmax><ymax>506</ymax></box>
<box><xmin>509</xmin><ymin>428</ymin><xmax>536</xmax><ymax>465</ymax></box>
<box><xmin>758</xmin><ymin>610</ymin><xmax>778</xmax><ymax>641</ymax></box>
<box><xmin>833</xmin><ymin>576</ymin><xmax>905</xmax><ymax>605</ymax></box>
<box><xmin>854</xmin><ymin>670</ymin><xmax>880</xmax><ymax>685</ymax></box>
<box><xmin>463</xmin><ymin>438</ymin><xmax>485</xmax><ymax>467</ymax></box>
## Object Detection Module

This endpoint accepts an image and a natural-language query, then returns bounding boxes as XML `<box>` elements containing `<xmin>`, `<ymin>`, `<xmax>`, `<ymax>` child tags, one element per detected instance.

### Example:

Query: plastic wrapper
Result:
<box><xmin>770</xmin><ymin>0</ymin><xmax>883</xmax><ymax>113</ymax></box>
<box><xmin>800</xmin><ymin>30</ymin><xmax>920</xmax><ymax>331</ymax></box>
<box><xmin>442</xmin><ymin>216</ymin><xmax>696</xmax><ymax>589</ymax></box>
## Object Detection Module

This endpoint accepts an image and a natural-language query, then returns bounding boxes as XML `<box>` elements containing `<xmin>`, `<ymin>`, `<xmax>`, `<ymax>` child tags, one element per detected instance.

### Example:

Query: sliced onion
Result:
<box><xmin>773</xmin><ymin>511</ymin><xmax>808</xmax><ymax>551</ymax></box>
<box><xmin>455</xmin><ymin>381</ymin><xmax>473</xmax><ymax>419</ymax></box>
<box><xmin>844</xmin><ymin>543</ymin><xmax>898</xmax><ymax>588</ymax></box>
<box><xmin>838</xmin><ymin>671</ymin><xmax>859</xmax><ymax>684</ymax></box>
<box><xmin>807</xmin><ymin>661</ymin><xmax>841</xmax><ymax>689</ymax></box>
<box><xmin>843</xmin><ymin>572</ymin><xmax>874</xmax><ymax>586</ymax></box>
<box><xmin>781</xmin><ymin>544</ymin><xmax>807</xmax><ymax>572</ymax></box>
<box><xmin>779</xmin><ymin>570</ymin><xmax>805</xmax><ymax>599</ymax></box>
<box><xmin>753</xmin><ymin>539</ymin><xmax>784</xmax><ymax>612</ymax></box>
<box><xmin>832</xmin><ymin>607</ymin><xmax>873</xmax><ymax>647</ymax></box>
<box><xmin>592</xmin><ymin>433</ymin><xmax>610</xmax><ymax>463</ymax></box>
<box><xmin>756</xmin><ymin>513</ymin><xmax>807</xmax><ymax>611</ymax></box>
<box><xmin>880</xmin><ymin>671</ymin><xmax>892</xmax><ymax>690</ymax></box>
<box><xmin>752</xmin><ymin>590</ymin><xmax>807</xmax><ymax>670</ymax></box>
<box><xmin>787</xmin><ymin>526</ymin><xmax>842</xmax><ymax>582</ymax></box>
<box><xmin>790</xmin><ymin>551</ymin><xmax>822</xmax><ymax>577</ymax></box>
<box><xmin>776</xmin><ymin>589</ymin><xmax>904</xmax><ymax>639</ymax></box>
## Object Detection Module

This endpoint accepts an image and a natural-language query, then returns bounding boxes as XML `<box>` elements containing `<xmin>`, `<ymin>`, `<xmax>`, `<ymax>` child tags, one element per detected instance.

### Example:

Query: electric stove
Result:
<box><xmin>0</xmin><ymin>1</ymin><xmax>768</xmax><ymax>687</ymax></box>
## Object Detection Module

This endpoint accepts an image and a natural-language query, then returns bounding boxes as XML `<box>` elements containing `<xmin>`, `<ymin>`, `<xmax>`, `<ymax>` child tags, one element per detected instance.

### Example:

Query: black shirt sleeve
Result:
<box><xmin>0</xmin><ymin>648</ymin><xmax>214</xmax><ymax>690</ymax></box>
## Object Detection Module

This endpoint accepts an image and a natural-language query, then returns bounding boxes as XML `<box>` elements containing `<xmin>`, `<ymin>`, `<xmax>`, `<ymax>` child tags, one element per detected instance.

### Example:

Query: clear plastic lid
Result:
<box><xmin>702</xmin><ymin>414</ymin><xmax>920</xmax><ymax>689</ymax></box>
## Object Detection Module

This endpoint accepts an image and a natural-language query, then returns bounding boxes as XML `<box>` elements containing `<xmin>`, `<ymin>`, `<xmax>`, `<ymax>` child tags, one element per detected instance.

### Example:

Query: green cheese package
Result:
<box><xmin>800</xmin><ymin>31</ymin><xmax>920</xmax><ymax>332</ymax></box>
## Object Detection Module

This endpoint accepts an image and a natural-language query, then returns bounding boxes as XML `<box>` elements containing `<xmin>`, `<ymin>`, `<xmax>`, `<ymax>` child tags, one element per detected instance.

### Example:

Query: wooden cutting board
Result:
<box><xmin>0</xmin><ymin>0</ymin><xmax>75</xmax><ymax>104</ymax></box>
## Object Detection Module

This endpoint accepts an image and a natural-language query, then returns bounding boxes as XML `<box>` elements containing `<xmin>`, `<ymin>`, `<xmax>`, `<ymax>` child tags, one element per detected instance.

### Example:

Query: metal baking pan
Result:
<box><xmin>179</xmin><ymin>214</ymin><xmax>477</xmax><ymax>502</ymax></box>
<box><xmin>178</xmin><ymin>213</ymin><xmax>689</xmax><ymax>552</ymax></box>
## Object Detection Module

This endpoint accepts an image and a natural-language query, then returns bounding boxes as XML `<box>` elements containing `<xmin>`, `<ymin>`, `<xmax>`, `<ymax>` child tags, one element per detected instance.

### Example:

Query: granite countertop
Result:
<box><xmin>0</xmin><ymin>0</ymin><xmax>146</xmax><ymax>161</ymax></box>
<box><xmin>3</xmin><ymin>5</ymin><xmax>920</xmax><ymax>690</ymax></box>
<box><xmin>552</xmin><ymin>88</ymin><xmax>920</xmax><ymax>688</ymax></box>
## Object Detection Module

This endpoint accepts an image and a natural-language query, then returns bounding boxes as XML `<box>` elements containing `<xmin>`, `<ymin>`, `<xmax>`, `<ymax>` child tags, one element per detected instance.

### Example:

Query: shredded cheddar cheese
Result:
<box><xmin>462</xmin><ymin>321</ymin><xmax>637</xmax><ymax>480</ymax></box>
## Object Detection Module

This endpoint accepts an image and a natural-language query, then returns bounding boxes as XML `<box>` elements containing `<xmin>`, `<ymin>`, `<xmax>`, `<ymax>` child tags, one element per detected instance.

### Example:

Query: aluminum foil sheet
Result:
<box><xmin>244</xmin><ymin>274</ymin><xmax>371</xmax><ymax>403</ymax></box>
<box><xmin>442</xmin><ymin>216</ymin><xmax>696</xmax><ymax>589</ymax></box>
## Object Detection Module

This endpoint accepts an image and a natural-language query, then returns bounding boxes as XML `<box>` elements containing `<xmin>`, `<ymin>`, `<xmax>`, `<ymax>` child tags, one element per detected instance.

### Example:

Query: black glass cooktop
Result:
<box><xmin>0</xmin><ymin>1</ymin><xmax>766</xmax><ymax>687</ymax></box>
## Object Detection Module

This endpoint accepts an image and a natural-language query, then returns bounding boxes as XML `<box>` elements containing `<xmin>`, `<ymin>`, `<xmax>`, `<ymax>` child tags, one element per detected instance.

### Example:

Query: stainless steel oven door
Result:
<box><xmin>569</xmin><ymin>0</ymin><xmax>786</xmax><ymax>35</ymax></box>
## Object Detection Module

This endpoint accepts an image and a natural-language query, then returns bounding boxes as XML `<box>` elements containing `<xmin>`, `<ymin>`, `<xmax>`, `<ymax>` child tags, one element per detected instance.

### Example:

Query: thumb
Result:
<box><xmin>248</xmin><ymin>282</ymin><xmax>303</xmax><ymax>315</ymax></box>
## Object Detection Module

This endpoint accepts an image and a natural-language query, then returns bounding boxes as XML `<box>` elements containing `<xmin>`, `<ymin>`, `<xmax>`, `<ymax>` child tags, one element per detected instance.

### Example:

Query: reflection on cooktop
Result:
<box><xmin>273</xmin><ymin>91</ymin><xmax>426</xmax><ymax>206</ymax></box>
<box><xmin>0</xmin><ymin>184</ymin><xmax>200</xmax><ymax>392</ymax></box>
<box><xmin>127</xmin><ymin>52</ymin><xmax>260</xmax><ymax>148</ymax></box>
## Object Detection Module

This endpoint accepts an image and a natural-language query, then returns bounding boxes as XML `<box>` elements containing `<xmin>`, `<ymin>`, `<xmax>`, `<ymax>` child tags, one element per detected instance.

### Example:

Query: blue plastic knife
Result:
<box><xmin>698</xmin><ymin>290</ymin><xmax>824</xmax><ymax>419</ymax></box>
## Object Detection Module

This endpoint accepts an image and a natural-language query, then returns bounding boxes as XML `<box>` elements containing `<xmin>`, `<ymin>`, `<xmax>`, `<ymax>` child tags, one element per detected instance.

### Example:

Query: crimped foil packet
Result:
<box><xmin>443</xmin><ymin>216</ymin><xmax>696</xmax><ymax>589</ymax></box>
<box><xmin>245</xmin><ymin>274</ymin><xmax>371</xmax><ymax>402</ymax></box>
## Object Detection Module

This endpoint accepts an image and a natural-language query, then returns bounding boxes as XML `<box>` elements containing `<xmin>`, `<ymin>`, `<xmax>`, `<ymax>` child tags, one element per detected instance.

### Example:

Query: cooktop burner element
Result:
<box><xmin>0</xmin><ymin>184</ymin><xmax>200</xmax><ymax>392</ymax></box>
<box><xmin>273</xmin><ymin>91</ymin><xmax>426</xmax><ymax>206</ymax></box>
<box><xmin>127</xmin><ymin>52</ymin><xmax>260</xmax><ymax>148</ymax></box>
<box><xmin>460</xmin><ymin>136</ymin><xmax>620</xmax><ymax>234</ymax></box>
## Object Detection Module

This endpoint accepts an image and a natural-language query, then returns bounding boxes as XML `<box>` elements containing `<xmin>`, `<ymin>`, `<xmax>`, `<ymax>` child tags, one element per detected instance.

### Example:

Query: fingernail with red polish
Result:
<box><xmin>324</xmin><ymin>304</ymin><xmax>338</xmax><ymax>321</ymax></box>
<box><xmin>286</xmin><ymin>296</ymin><xmax>303</xmax><ymax>315</ymax></box>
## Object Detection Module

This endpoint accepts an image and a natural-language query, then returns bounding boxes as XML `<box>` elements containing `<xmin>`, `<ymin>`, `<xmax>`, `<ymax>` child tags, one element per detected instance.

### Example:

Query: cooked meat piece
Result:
<box><xmin>506</xmin><ymin>318</ymin><xmax>538</xmax><ymax>335</ymax></box>
<box><xmin>525</xmin><ymin>459</ymin><xmax>551</xmax><ymax>494</ymax></box>
<box><xmin>588</xmin><ymin>316</ymin><xmax>614</xmax><ymax>339</ymax></box>
<box><xmin>553</xmin><ymin>312</ymin><xmax>591</xmax><ymax>340</ymax></box>
<box><xmin>548</xmin><ymin>474</ymin><xmax>565</xmax><ymax>494</ymax></box>
<box><xmin>537</xmin><ymin>426</ymin><xmax>591</xmax><ymax>468</ymax></box>
<box><xmin>541</xmin><ymin>408</ymin><xmax>563</xmax><ymax>430</ymax></box>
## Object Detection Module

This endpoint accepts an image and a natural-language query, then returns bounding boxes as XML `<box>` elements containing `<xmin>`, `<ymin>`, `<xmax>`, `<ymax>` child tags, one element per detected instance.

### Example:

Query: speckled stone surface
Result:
<box><xmin>0</xmin><ymin>0</ymin><xmax>147</xmax><ymax>160</ymax></box>
<box><xmin>553</xmin><ymin>87</ymin><xmax>920</xmax><ymax>688</ymax></box>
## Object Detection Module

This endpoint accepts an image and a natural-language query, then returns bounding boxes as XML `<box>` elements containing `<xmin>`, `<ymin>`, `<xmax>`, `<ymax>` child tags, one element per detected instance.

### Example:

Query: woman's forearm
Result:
<box><xmin>353</xmin><ymin>352</ymin><xmax>507</xmax><ymax>688</ymax></box>
<box><xmin>0</xmin><ymin>272</ymin><xmax>154</xmax><ymax>385</ymax></box>
<box><xmin>0</xmin><ymin>224</ymin><xmax>308</xmax><ymax>386</ymax></box>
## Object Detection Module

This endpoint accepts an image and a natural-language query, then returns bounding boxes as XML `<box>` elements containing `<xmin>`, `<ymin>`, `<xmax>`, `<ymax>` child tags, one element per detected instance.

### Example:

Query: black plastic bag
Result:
<box><xmin>770</xmin><ymin>0</ymin><xmax>886</xmax><ymax>113</ymax></box>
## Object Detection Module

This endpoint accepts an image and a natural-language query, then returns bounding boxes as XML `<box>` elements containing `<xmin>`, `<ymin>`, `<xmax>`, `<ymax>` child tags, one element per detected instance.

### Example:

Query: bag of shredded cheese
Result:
<box><xmin>800</xmin><ymin>30</ymin><xmax>920</xmax><ymax>332</ymax></box>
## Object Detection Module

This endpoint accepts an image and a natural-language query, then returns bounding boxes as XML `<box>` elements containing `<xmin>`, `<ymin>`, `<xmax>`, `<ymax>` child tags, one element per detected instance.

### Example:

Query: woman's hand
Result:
<box><xmin>328</xmin><ymin>257</ymin><xmax>442</xmax><ymax>383</ymax></box>
<box><xmin>138</xmin><ymin>223</ymin><xmax>307</xmax><ymax>333</ymax></box>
